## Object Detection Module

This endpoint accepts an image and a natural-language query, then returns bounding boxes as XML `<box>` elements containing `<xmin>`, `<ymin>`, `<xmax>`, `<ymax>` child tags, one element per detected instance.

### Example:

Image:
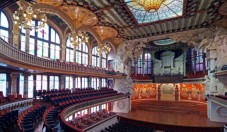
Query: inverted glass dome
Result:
<box><xmin>124</xmin><ymin>0</ymin><xmax>184</xmax><ymax>24</ymax></box>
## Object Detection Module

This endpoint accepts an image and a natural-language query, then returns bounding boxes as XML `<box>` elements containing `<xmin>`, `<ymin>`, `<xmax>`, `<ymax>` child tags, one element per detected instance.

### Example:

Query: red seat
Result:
<box><xmin>8</xmin><ymin>95</ymin><xmax>15</xmax><ymax>102</ymax></box>
<box><xmin>17</xmin><ymin>94</ymin><xmax>22</xmax><ymax>100</ymax></box>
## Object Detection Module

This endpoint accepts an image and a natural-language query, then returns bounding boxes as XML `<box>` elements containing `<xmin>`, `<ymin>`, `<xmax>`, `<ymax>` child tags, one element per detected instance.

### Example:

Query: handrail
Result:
<box><xmin>207</xmin><ymin>95</ymin><xmax>227</xmax><ymax>107</ymax></box>
<box><xmin>60</xmin><ymin>94</ymin><xmax>128</xmax><ymax>132</ymax></box>
<box><xmin>0</xmin><ymin>38</ymin><xmax>124</xmax><ymax>78</ymax></box>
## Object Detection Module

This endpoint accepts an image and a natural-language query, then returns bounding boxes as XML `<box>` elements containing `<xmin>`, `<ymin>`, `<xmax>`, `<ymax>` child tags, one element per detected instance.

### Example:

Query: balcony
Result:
<box><xmin>0</xmin><ymin>38</ymin><xmax>124</xmax><ymax>78</ymax></box>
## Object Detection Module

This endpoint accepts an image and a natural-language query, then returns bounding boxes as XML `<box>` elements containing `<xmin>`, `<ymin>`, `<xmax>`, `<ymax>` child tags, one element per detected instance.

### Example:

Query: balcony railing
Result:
<box><xmin>60</xmin><ymin>94</ymin><xmax>128</xmax><ymax>132</ymax></box>
<box><xmin>0</xmin><ymin>38</ymin><xmax>124</xmax><ymax>78</ymax></box>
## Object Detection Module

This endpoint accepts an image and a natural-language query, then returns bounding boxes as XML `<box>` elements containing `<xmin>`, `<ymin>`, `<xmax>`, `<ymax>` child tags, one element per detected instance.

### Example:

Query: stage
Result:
<box><xmin>117</xmin><ymin>100</ymin><xmax>224</xmax><ymax>132</ymax></box>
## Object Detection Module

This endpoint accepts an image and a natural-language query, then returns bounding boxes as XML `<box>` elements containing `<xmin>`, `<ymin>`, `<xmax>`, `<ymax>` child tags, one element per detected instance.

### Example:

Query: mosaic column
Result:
<box><xmin>60</xmin><ymin>75</ymin><xmax>65</xmax><ymax>90</ymax></box>
<box><xmin>24</xmin><ymin>27</ymin><xmax>32</xmax><ymax>53</ymax></box>
<box><xmin>207</xmin><ymin>46</ymin><xmax>218</xmax><ymax>93</ymax></box>
<box><xmin>88</xmin><ymin>77</ymin><xmax>92</xmax><ymax>88</ymax></box>
<box><xmin>12</xmin><ymin>25</ymin><xmax>20</xmax><ymax>48</ymax></box>
<box><xmin>88</xmin><ymin>46</ymin><xmax>92</xmax><ymax>66</ymax></box>
<box><xmin>10</xmin><ymin>73</ymin><xmax>19</xmax><ymax>98</ymax></box>
<box><xmin>61</xmin><ymin>38</ymin><xmax>66</xmax><ymax>61</ymax></box>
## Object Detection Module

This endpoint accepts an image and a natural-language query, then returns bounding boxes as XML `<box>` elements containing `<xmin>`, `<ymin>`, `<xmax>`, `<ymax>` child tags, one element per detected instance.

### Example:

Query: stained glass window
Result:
<box><xmin>92</xmin><ymin>46</ymin><xmax>100</xmax><ymax>67</ymax></box>
<box><xmin>101</xmin><ymin>78</ymin><xmax>106</xmax><ymax>87</ymax></box>
<box><xmin>186</xmin><ymin>48</ymin><xmax>206</xmax><ymax>73</ymax></box>
<box><xmin>81</xmin><ymin>77</ymin><xmax>88</xmax><ymax>88</ymax></box>
<box><xmin>91</xmin><ymin>78</ymin><xmax>99</xmax><ymax>90</ymax></box>
<box><xmin>36</xmin><ymin>75</ymin><xmax>48</xmax><ymax>91</ymax></box>
<box><xmin>28</xmin><ymin>75</ymin><xmax>34</xmax><ymax>98</ymax></box>
<box><xmin>76</xmin><ymin>40</ymin><xmax>88</xmax><ymax>65</ymax></box>
<box><xmin>0</xmin><ymin>73</ymin><xmax>7</xmax><ymax>96</ymax></box>
<box><xmin>124</xmin><ymin>0</ymin><xmax>184</xmax><ymax>24</ymax></box>
<box><xmin>65</xmin><ymin>76</ymin><xmax>73</xmax><ymax>89</ymax></box>
<box><xmin>49</xmin><ymin>76</ymin><xmax>59</xmax><ymax>90</ymax></box>
<box><xmin>144</xmin><ymin>53</ymin><xmax>152</xmax><ymax>74</ymax></box>
<box><xmin>75</xmin><ymin>77</ymin><xmax>81</xmax><ymax>88</ymax></box>
<box><xmin>137</xmin><ymin>55</ymin><xmax>143</xmax><ymax>74</ymax></box>
<box><xmin>66</xmin><ymin>39</ymin><xmax>74</xmax><ymax>62</ymax></box>
<box><xmin>0</xmin><ymin>11</ymin><xmax>9</xmax><ymax>43</ymax></box>
<box><xmin>20</xmin><ymin>21</ymin><xmax>60</xmax><ymax>59</ymax></box>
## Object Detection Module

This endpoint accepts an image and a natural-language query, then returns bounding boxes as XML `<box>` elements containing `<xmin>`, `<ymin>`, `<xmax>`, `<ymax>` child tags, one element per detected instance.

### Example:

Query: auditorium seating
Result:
<box><xmin>68</xmin><ymin>109</ymin><xmax>116</xmax><ymax>130</ymax></box>
<box><xmin>101</xmin><ymin>121</ymin><xmax>155</xmax><ymax>132</ymax></box>
<box><xmin>43</xmin><ymin>88</ymin><xmax>122</xmax><ymax>131</ymax></box>
<box><xmin>17</xmin><ymin>104</ymin><xmax>46</xmax><ymax>132</ymax></box>
<box><xmin>43</xmin><ymin>106</ymin><xmax>60</xmax><ymax>132</ymax></box>
<box><xmin>0</xmin><ymin>108</ymin><xmax>18</xmax><ymax>131</ymax></box>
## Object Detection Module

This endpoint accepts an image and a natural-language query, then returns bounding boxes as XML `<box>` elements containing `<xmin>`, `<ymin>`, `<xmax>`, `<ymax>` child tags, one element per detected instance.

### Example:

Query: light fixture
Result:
<box><xmin>13</xmin><ymin>5</ymin><xmax>47</xmax><ymax>31</ymax></box>
<box><xmin>97</xmin><ymin>43</ymin><xmax>111</xmax><ymax>54</ymax></box>
<box><xmin>68</xmin><ymin>31</ymin><xmax>89</xmax><ymax>48</ymax></box>
<box><xmin>133</xmin><ymin>0</ymin><xmax>166</xmax><ymax>12</ymax></box>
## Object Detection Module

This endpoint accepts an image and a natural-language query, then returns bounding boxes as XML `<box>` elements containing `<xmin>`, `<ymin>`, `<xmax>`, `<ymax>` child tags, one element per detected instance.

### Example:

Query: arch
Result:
<box><xmin>78</xmin><ymin>26</ymin><xmax>102</xmax><ymax>44</ymax></box>
<box><xmin>0</xmin><ymin>10</ymin><xmax>11</xmax><ymax>43</ymax></box>
<box><xmin>33</xmin><ymin>3</ymin><xmax>77</xmax><ymax>32</ymax></box>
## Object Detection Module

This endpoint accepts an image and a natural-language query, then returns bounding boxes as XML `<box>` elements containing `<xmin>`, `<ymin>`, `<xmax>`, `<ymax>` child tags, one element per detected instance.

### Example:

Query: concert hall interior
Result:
<box><xmin>0</xmin><ymin>0</ymin><xmax>227</xmax><ymax>132</ymax></box>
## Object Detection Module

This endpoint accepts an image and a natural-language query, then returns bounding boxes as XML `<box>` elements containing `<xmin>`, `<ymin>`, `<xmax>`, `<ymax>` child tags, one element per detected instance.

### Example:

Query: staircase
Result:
<box><xmin>132</xmin><ymin>100</ymin><xmax>207</xmax><ymax>116</ymax></box>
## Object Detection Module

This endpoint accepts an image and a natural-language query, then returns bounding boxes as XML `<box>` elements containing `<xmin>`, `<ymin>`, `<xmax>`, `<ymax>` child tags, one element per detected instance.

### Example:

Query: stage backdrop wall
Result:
<box><xmin>132</xmin><ymin>83</ymin><xmax>206</xmax><ymax>102</ymax></box>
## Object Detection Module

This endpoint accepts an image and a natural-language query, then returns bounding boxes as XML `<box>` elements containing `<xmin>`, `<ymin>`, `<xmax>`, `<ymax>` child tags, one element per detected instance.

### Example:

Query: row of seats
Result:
<box><xmin>18</xmin><ymin>104</ymin><xmax>46</xmax><ymax>132</ymax></box>
<box><xmin>0</xmin><ymin>108</ymin><xmax>18</xmax><ymax>131</ymax></box>
<box><xmin>101</xmin><ymin>121</ymin><xmax>155</xmax><ymax>132</ymax></box>
<box><xmin>69</xmin><ymin>109</ymin><xmax>116</xmax><ymax>130</ymax></box>
<box><xmin>0</xmin><ymin>91</ymin><xmax>23</xmax><ymax>103</ymax></box>
<box><xmin>35</xmin><ymin>89</ymin><xmax>71</xmax><ymax>98</ymax></box>
<box><xmin>41</xmin><ymin>88</ymin><xmax>122</xmax><ymax>132</ymax></box>
<box><xmin>43</xmin><ymin>106</ymin><xmax>60</xmax><ymax>132</ymax></box>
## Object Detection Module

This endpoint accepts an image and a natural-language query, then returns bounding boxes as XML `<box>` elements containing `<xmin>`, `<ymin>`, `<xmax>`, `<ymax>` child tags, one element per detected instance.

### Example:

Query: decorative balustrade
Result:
<box><xmin>0</xmin><ymin>38</ymin><xmax>124</xmax><ymax>78</ymax></box>
<box><xmin>60</xmin><ymin>94</ymin><xmax>128</xmax><ymax>132</ymax></box>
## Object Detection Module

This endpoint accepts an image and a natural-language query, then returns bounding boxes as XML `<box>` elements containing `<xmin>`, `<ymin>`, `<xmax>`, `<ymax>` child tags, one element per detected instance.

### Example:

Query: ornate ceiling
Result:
<box><xmin>31</xmin><ymin>0</ymin><xmax>224</xmax><ymax>44</ymax></box>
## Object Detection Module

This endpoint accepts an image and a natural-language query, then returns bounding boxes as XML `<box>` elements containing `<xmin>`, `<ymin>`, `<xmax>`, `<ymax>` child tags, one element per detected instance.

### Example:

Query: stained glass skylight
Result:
<box><xmin>124</xmin><ymin>0</ymin><xmax>184</xmax><ymax>24</ymax></box>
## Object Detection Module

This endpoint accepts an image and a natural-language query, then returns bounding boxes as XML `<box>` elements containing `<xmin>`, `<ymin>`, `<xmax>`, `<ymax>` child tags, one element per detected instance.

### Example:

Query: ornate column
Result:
<box><xmin>12</xmin><ymin>25</ymin><xmax>20</xmax><ymax>48</ymax></box>
<box><xmin>99</xmin><ymin>77</ymin><xmax>102</xmax><ymax>89</ymax></box>
<box><xmin>135</xmin><ymin>61</ymin><xmax>138</xmax><ymax>76</ymax></box>
<box><xmin>88</xmin><ymin>77</ymin><xmax>92</xmax><ymax>88</ymax></box>
<box><xmin>61</xmin><ymin>38</ymin><xmax>66</xmax><ymax>61</ymax></box>
<box><xmin>72</xmin><ymin>76</ymin><xmax>76</xmax><ymax>89</ymax></box>
<box><xmin>24</xmin><ymin>27</ymin><xmax>32</xmax><ymax>53</ymax></box>
<box><xmin>23</xmin><ymin>73</ymin><xmax>30</xmax><ymax>98</ymax></box>
<box><xmin>60</xmin><ymin>75</ymin><xmax>65</xmax><ymax>90</ymax></box>
<box><xmin>207</xmin><ymin>46</ymin><xmax>218</xmax><ymax>93</ymax></box>
<box><xmin>88</xmin><ymin>46</ymin><xmax>92</xmax><ymax>66</ymax></box>
<box><xmin>10</xmin><ymin>73</ymin><xmax>19</xmax><ymax>97</ymax></box>
<box><xmin>202</xmin><ymin>52</ymin><xmax>206</xmax><ymax>73</ymax></box>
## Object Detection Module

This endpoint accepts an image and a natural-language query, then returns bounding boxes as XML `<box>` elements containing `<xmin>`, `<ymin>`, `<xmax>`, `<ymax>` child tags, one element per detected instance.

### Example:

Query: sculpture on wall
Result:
<box><xmin>114</xmin><ymin>40</ymin><xmax>146</xmax><ymax>74</ymax></box>
<box><xmin>114</xmin><ymin>75</ymin><xmax>133</xmax><ymax>94</ymax></box>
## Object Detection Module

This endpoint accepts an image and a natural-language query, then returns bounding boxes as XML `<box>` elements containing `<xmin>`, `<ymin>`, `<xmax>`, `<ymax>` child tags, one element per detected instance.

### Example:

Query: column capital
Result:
<box><xmin>10</xmin><ymin>72</ymin><xmax>20</xmax><ymax>79</ymax></box>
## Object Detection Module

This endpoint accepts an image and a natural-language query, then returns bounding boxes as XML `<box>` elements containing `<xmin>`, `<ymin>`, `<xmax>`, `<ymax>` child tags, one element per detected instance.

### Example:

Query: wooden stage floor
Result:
<box><xmin>118</xmin><ymin>100</ymin><xmax>224</xmax><ymax>132</ymax></box>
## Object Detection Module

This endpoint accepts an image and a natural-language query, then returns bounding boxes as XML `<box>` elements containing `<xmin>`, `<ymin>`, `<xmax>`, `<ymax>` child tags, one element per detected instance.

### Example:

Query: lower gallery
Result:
<box><xmin>0</xmin><ymin>0</ymin><xmax>226</xmax><ymax>132</ymax></box>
